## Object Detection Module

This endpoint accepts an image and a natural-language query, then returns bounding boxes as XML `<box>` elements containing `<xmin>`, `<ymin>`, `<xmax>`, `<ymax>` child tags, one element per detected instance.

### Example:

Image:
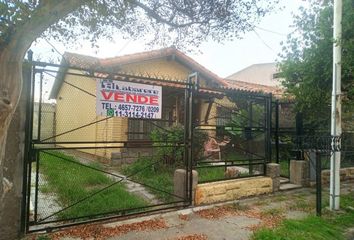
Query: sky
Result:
<box><xmin>30</xmin><ymin>0</ymin><xmax>308</xmax><ymax>78</ymax></box>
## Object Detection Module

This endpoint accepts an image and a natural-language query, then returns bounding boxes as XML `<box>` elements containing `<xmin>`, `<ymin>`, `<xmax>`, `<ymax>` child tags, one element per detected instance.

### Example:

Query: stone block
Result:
<box><xmin>194</xmin><ymin>176</ymin><xmax>272</xmax><ymax>205</ymax></box>
<box><xmin>173</xmin><ymin>169</ymin><xmax>198</xmax><ymax>202</ymax></box>
<box><xmin>266</xmin><ymin>163</ymin><xmax>280</xmax><ymax>192</ymax></box>
<box><xmin>347</xmin><ymin>167</ymin><xmax>354</xmax><ymax>179</ymax></box>
<box><xmin>290</xmin><ymin>160</ymin><xmax>309</xmax><ymax>186</ymax></box>
<box><xmin>212</xmin><ymin>186</ymin><xmax>227</xmax><ymax>195</ymax></box>
<box><xmin>266</xmin><ymin>163</ymin><xmax>280</xmax><ymax>178</ymax></box>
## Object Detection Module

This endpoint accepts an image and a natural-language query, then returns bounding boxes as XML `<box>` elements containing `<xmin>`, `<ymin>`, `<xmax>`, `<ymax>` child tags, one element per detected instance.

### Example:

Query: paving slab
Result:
<box><xmin>107</xmin><ymin>215</ymin><xmax>258</xmax><ymax>240</ymax></box>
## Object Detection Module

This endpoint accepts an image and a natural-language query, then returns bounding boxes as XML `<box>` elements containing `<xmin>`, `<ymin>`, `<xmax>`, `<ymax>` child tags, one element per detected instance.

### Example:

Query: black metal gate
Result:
<box><xmin>191</xmin><ymin>83</ymin><xmax>272</xmax><ymax>183</ymax></box>
<box><xmin>23</xmin><ymin>61</ymin><xmax>273</xmax><ymax>233</ymax></box>
<box><xmin>23</xmin><ymin>61</ymin><xmax>195</xmax><ymax>232</ymax></box>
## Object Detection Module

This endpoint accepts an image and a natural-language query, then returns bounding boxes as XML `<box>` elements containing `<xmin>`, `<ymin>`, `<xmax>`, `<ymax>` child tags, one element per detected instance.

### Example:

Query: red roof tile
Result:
<box><xmin>224</xmin><ymin>79</ymin><xmax>284</xmax><ymax>97</ymax></box>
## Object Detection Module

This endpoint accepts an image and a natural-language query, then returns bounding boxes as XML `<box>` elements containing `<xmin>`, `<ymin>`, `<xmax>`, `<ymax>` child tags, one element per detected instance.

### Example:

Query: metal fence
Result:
<box><xmin>193</xmin><ymin>91</ymin><xmax>272</xmax><ymax>183</ymax></box>
<box><xmin>23</xmin><ymin>61</ymin><xmax>273</xmax><ymax>232</ymax></box>
<box><xmin>271</xmin><ymin>100</ymin><xmax>354</xmax><ymax>178</ymax></box>
<box><xmin>24</xmin><ymin>62</ymin><xmax>193</xmax><ymax>232</ymax></box>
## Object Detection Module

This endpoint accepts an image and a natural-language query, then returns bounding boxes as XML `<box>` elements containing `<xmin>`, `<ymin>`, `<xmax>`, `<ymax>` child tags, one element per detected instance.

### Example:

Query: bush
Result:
<box><xmin>150</xmin><ymin>124</ymin><xmax>208</xmax><ymax>166</ymax></box>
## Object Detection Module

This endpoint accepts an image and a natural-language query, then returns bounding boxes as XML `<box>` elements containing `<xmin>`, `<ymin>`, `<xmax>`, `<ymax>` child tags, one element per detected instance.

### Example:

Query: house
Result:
<box><xmin>227</xmin><ymin>62</ymin><xmax>283</xmax><ymax>87</ymax></box>
<box><xmin>49</xmin><ymin>47</ymin><xmax>270</xmax><ymax>164</ymax></box>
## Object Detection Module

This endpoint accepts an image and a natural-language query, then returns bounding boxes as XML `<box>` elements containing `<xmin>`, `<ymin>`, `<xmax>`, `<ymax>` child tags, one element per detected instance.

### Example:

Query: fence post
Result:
<box><xmin>184</xmin><ymin>73</ymin><xmax>198</xmax><ymax>205</ymax></box>
<box><xmin>296</xmin><ymin>112</ymin><xmax>304</xmax><ymax>160</ymax></box>
<box><xmin>265</xmin><ymin>94</ymin><xmax>272</xmax><ymax>170</ymax></box>
<box><xmin>183</xmin><ymin>77</ymin><xmax>191</xmax><ymax>203</ymax></box>
<box><xmin>316</xmin><ymin>151</ymin><xmax>322</xmax><ymax>216</ymax></box>
<box><xmin>248</xmin><ymin>101</ymin><xmax>253</xmax><ymax>174</ymax></box>
<box><xmin>275</xmin><ymin>100</ymin><xmax>280</xmax><ymax>164</ymax></box>
<box><xmin>22</xmin><ymin>52</ymin><xmax>36</xmax><ymax>234</ymax></box>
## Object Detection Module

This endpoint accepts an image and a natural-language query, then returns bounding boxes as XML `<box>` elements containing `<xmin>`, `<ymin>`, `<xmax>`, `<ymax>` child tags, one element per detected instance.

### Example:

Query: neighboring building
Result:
<box><xmin>227</xmin><ymin>62</ymin><xmax>283</xmax><ymax>87</ymax></box>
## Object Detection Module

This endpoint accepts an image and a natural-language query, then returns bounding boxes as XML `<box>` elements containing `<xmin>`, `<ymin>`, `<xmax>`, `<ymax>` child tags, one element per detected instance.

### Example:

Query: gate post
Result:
<box><xmin>184</xmin><ymin>73</ymin><xmax>198</xmax><ymax>205</ymax></box>
<box><xmin>264</xmin><ymin>93</ymin><xmax>272</xmax><ymax>175</ymax></box>
<box><xmin>296</xmin><ymin>112</ymin><xmax>304</xmax><ymax>160</ymax></box>
<box><xmin>316</xmin><ymin>151</ymin><xmax>322</xmax><ymax>216</ymax></box>
<box><xmin>274</xmin><ymin>100</ymin><xmax>280</xmax><ymax>164</ymax></box>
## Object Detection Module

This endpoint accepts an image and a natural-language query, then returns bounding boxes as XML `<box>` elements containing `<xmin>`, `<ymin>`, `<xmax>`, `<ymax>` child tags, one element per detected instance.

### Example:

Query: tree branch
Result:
<box><xmin>130</xmin><ymin>0</ymin><xmax>204</xmax><ymax>28</ymax></box>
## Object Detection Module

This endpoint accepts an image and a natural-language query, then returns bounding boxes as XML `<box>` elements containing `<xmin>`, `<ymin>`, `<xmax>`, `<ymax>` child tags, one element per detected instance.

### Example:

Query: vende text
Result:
<box><xmin>100</xmin><ymin>90</ymin><xmax>159</xmax><ymax>105</ymax></box>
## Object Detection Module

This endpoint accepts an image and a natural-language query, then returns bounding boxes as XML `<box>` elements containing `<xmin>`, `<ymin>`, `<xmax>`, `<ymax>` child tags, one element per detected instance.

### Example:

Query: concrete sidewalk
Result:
<box><xmin>28</xmin><ymin>181</ymin><xmax>354</xmax><ymax>240</ymax></box>
<box><xmin>31</xmin><ymin>186</ymin><xmax>326</xmax><ymax>240</ymax></box>
<box><xmin>105</xmin><ymin>208</ymin><xmax>261</xmax><ymax>240</ymax></box>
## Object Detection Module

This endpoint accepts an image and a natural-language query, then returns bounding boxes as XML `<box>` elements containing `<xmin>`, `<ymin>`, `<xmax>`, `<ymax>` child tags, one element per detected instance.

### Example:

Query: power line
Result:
<box><xmin>252</xmin><ymin>30</ymin><xmax>276</xmax><ymax>53</ymax></box>
<box><xmin>116</xmin><ymin>39</ymin><xmax>132</xmax><ymax>55</ymax></box>
<box><xmin>44</xmin><ymin>38</ymin><xmax>65</xmax><ymax>58</ymax></box>
<box><xmin>254</xmin><ymin>26</ymin><xmax>287</xmax><ymax>36</ymax></box>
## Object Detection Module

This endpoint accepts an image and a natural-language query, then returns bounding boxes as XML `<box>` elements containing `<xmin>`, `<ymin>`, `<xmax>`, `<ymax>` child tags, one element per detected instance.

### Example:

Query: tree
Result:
<box><xmin>0</xmin><ymin>0</ymin><xmax>279</xmax><ymax>228</ymax></box>
<box><xmin>279</xmin><ymin>0</ymin><xmax>354</xmax><ymax>129</ymax></box>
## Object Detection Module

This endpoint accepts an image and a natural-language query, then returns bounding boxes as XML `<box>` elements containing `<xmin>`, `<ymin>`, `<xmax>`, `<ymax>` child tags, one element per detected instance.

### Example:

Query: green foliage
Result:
<box><xmin>253</xmin><ymin>191</ymin><xmax>354</xmax><ymax>240</ymax></box>
<box><xmin>150</xmin><ymin>125</ymin><xmax>185</xmax><ymax>165</ymax></box>
<box><xmin>226</xmin><ymin>102</ymin><xmax>264</xmax><ymax>139</ymax></box>
<box><xmin>197</xmin><ymin>165</ymin><xmax>225</xmax><ymax>182</ymax></box>
<box><xmin>150</xmin><ymin>125</ymin><xmax>208</xmax><ymax>165</ymax></box>
<box><xmin>36</xmin><ymin>235</ymin><xmax>51</xmax><ymax>240</ymax></box>
<box><xmin>279</xmin><ymin>0</ymin><xmax>354</xmax><ymax>129</ymax></box>
<box><xmin>121</xmin><ymin>157</ymin><xmax>175</xmax><ymax>202</ymax></box>
<box><xmin>39</xmin><ymin>151</ymin><xmax>146</xmax><ymax>219</ymax></box>
<box><xmin>252</xmin><ymin>216</ymin><xmax>343</xmax><ymax>240</ymax></box>
<box><xmin>0</xmin><ymin>0</ymin><xmax>280</xmax><ymax>52</ymax></box>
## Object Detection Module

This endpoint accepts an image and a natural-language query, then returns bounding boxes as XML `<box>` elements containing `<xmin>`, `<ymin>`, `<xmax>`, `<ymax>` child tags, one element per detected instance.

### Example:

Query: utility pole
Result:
<box><xmin>330</xmin><ymin>0</ymin><xmax>342</xmax><ymax>211</ymax></box>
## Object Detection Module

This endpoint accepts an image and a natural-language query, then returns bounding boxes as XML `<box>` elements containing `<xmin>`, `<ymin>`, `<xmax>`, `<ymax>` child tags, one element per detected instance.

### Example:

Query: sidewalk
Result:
<box><xmin>29</xmin><ymin>183</ymin><xmax>354</xmax><ymax>240</ymax></box>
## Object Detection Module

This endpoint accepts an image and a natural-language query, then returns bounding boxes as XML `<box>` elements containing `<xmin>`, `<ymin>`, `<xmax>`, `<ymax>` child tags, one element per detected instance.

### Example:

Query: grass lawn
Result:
<box><xmin>197</xmin><ymin>166</ymin><xmax>225</xmax><ymax>182</ymax></box>
<box><xmin>121</xmin><ymin>157</ymin><xmax>235</xmax><ymax>202</ymax></box>
<box><xmin>197</xmin><ymin>150</ymin><xmax>258</xmax><ymax>182</ymax></box>
<box><xmin>121</xmin><ymin>155</ymin><xmax>252</xmax><ymax>201</ymax></box>
<box><xmin>39</xmin><ymin>151</ymin><xmax>146</xmax><ymax>220</ymax></box>
<box><xmin>280</xmin><ymin>160</ymin><xmax>289</xmax><ymax>177</ymax></box>
<box><xmin>121</xmin><ymin>157</ymin><xmax>176</xmax><ymax>202</ymax></box>
<box><xmin>252</xmin><ymin>192</ymin><xmax>354</xmax><ymax>240</ymax></box>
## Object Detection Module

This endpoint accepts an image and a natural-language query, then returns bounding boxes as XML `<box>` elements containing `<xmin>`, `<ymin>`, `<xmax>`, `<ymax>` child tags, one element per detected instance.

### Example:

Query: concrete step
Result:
<box><xmin>279</xmin><ymin>183</ymin><xmax>302</xmax><ymax>191</ymax></box>
<box><xmin>280</xmin><ymin>178</ymin><xmax>290</xmax><ymax>184</ymax></box>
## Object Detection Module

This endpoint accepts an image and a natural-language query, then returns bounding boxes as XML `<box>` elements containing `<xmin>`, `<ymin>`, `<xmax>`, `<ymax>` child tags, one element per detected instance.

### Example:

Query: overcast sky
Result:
<box><xmin>30</xmin><ymin>0</ymin><xmax>308</xmax><ymax>78</ymax></box>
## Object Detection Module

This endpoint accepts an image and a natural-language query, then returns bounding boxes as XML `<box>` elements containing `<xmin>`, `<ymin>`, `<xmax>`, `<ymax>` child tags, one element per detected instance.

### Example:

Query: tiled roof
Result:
<box><xmin>50</xmin><ymin>47</ymin><xmax>229</xmax><ymax>99</ymax></box>
<box><xmin>224</xmin><ymin>79</ymin><xmax>284</xmax><ymax>96</ymax></box>
<box><xmin>65</xmin><ymin>47</ymin><xmax>227</xmax><ymax>85</ymax></box>
<box><xmin>50</xmin><ymin>47</ymin><xmax>284</xmax><ymax>99</ymax></box>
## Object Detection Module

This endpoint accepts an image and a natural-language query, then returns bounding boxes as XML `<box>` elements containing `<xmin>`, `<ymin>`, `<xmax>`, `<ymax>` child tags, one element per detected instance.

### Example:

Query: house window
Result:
<box><xmin>216</xmin><ymin>107</ymin><xmax>232</xmax><ymax>126</ymax></box>
<box><xmin>128</xmin><ymin>106</ymin><xmax>173</xmax><ymax>140</ymax></box>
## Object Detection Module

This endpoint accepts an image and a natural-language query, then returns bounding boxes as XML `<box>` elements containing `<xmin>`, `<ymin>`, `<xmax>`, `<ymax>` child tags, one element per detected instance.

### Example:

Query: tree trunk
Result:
<box><xmin>0</xmin><ymin>49</ymin><xmax>23</xmax><ymax>207</ymax></box>
<box><xmin>0</xmin><ymin>2</ymin><xmax>85</xmax><ymax>236</ymax></box>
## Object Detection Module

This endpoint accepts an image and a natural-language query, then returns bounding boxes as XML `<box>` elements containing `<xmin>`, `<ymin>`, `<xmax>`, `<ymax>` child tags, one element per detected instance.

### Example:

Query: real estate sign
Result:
<box><xmin>96</xmin><ymin>79</ymin><xmax>162</xmax><ymax>119</ymax></box>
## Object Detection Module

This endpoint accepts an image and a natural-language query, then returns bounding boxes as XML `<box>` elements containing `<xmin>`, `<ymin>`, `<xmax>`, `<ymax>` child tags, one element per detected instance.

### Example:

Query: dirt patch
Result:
<box><xmin>34</xmin><ymin>218</ymin><xmax>167</xmax><ymax>240</ymax></box>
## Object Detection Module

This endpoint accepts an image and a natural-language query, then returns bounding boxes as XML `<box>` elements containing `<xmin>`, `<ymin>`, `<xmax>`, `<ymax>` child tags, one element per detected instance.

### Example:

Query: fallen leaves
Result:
<box><xmin>178</xmin><ymin>214</ymin><xmax>190</xmax><ymax>221</ymax></box>
<box><xmin>171</xmin><ymin>234</ymin><xmax>208</xmax><ymax>240</ymax></box>
<box><xmin>195</xmin><ymin>206</ymin><xmax>284</xmax><ymax>231</ymax></box>
<box><xmin>245</xmin><ymin>208</ymin><xmax>284</xmax><ymax>231</ymax></box>
<box><xmin>195</xmin><ymin>207</ymin><xmax>233</xmax><ymax>219</ymax></box>
<box><xmin>42</xmin><ymin>218</ymin><xmax>167</xmax><ymax>240</ymax></box>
